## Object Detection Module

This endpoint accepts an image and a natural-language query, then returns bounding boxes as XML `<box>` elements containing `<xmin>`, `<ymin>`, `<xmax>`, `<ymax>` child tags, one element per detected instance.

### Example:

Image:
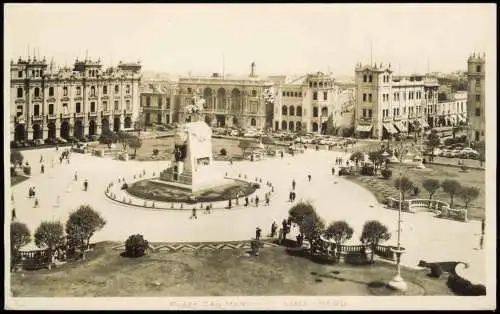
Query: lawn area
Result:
<box><xmin>127</xmin><ymin>178</ymin><xmax>257</xmax><ymax>203</ymax></box>
<box><xmin>347</xmin><ymin>164</ymin><xmax>485</xmax><ymax>221</ymax></box>
<box><xmin>10</xmin><ymin>242</ymin><xmax>455</xmax><ymax>297</ymax></box>
<box><xmin>11</xmin><ymin>174</ymin><xmax>30</xmax><ymax>186</ymax></box>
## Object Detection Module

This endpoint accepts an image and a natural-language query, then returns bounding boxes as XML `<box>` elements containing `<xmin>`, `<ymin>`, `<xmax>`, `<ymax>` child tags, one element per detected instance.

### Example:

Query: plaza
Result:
<box><xmin>10</xmin><ymin>142</ymin><xmax>485</xmax><ymax>285</ymax></box>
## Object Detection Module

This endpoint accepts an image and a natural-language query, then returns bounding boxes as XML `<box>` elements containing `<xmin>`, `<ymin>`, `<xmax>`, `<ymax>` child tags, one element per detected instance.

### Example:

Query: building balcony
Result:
<box><xmin>15</xmin><ymin>99</ymin><xmax>25</xmax><ymax>104</ymax></box>
<box><xmin>61</xmin><ymin>113</ymin><xmax>72</xmax><ymax>119</ymax></box>
<box><xmin>383</xmin><ymin>116</ymin><xmax>391</xmax><ymax>122</ymax></box>
<box><xmin>102</xmin><ymin>95</ymin><xmax>109</xmax><ymax>100</ymax></box>
<box><xmin>47</xmin><ymin>114</ymin><xmax>58</xmax><ymax>120</ymax></box>
<box><xmin>102</xmin><ymin>111</ymin><xmax>112</xmax><ymax>116</ymax></box>
<box><xmin>75</xmin><ymin>112</ymin><xmax>85</xmax><ymax>118</ymax></box>
<box><xmin>32</xmin><ymin>115</ymin><xmax>43</xmax><ymax>122</ymax></box>
<box><xmin>88</xmin><ymin>95</ymin><xmax>98</xmax><ymax>100</ymax></box>
<box><xmin>360</xmin><ymin>116</ymin><xmax>373</xmax><ymax>122</ymax></box>
<box><xmin>393</xmin><ymin>115</ymin><xmax>402</xmax><ymax>121</ymax></box>
<box><xmin>89</xmin><ymin>111</ymin><xmax>98</xmax><ymax>117</ymax></box>
<box><xmin>15</xmin><ymin>116</ymin><xmax>26</xmax><ymax>124</ymax></box>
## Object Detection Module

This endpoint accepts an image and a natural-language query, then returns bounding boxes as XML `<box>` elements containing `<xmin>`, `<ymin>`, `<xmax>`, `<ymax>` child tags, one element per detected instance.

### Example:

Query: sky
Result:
<box><xmin>4</xmin><ymin>3</ymin><xmax>496</xmax><ymax>77</ymax></box>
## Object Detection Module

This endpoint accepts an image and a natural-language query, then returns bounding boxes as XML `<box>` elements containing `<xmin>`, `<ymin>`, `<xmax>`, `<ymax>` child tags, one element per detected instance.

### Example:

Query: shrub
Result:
<box><xmin>381</xmin><ymin>169</ymin><xmax>392</xmax><ymax>179</ymax></box>
<box><xmin>447</xmin><ymin>274</ymin><xmax>486</xmax><ymax>296</ymax></box>
<box><xmin>125</xmin><ymin>234</ymin><xmax>149</xmax><ymax>257</ymax></box>
<box><xmin>360</xmin><ymin>165</ymin><xmax>375</xmax><ymax>176</ymax></box>
<box><xmin>11</xmin><ymin>222</ymin><xmax>31</xmax><ymax>270</ymax></box>
<box><xmin>349</xmin><ymin>151</ymin><xmax>364</xmax><ymax>162</ymax></box>
<box><xmin>429</xmin><ymin>264</ymin><xmax>442</xmax><ymax>278</ymax></box>
<box><xmin>220</xmin><ymin>148</ymin><xmax>227</xmax><ymax>156</ymax></box>
<box><xmin>23</xmin><ymin>166</ymin><xmax>31</xmax><ymax>176</ymax></box>
<box><xmin>11</xmin><ymin>151</ymin><xmax>24</xmax><ymax>166</ymax></box>
<box><xmin>121</xmin><ymin>183</ymin><xmax>128</xmax><ymax>190</ymax></box>
<box><xmin>152</xmin><ymin>149</ymin><xmax>159</xmax><ymax>156</ymax></box>
<box><xmin>253</xmin><ymin>183</ymin><xmax>260</xmax><ymax>189</ymax></box>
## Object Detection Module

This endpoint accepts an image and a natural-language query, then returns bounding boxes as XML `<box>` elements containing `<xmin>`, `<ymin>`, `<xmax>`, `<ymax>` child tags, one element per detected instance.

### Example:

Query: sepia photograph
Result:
<box><xmin>3</xmin><ymin>3</ymin><xmax>496</xmax><ymax>310</ymax></box>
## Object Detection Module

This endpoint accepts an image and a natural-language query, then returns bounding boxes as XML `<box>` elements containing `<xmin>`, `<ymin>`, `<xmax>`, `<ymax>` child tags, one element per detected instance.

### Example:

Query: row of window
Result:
<box><xmin>282</xmin><ymin>91</ymin><xmax>303</xmax><ymax>98</ymax></box>
<box><xmin>312</xmin><ymin>91</ymin><xmax>328</xmax><ymax>101</ymax></box>
<box><xmin>144</xmin><ymin>96</ymin><xmax>171</xmax><ymax>107</ymax></box>
<box><xmin>308</xmin><ymin>81</ymin><xmax>333</xmax><ymax>88</ymax></box>
<box><xmin>17</xmin><ymin>68</ymin><xmax>100</xmax><ymax>79</ymax></box>
<box><xmin>281</xmin><ymin>105</ymin><xmax>303</xmax><ymax>116</ymax></box>
<box><xmin>362</xmin><ymin>75</ymin><xmax>373</xmax><ymax>83</ymax></box>
<box><xmin>16</xmin><ymin>84</ymin><xmax>132</xmax><ymax>98</ymax></box>
<box><xmin>16</xmin><ymin>100</ymin><xmax>132</xmax><ymax>117</ymax></box>
<box><xmin>363</xmin><ymin>90</ymin><xmax>427</xmax><ymax>103</ymax></box>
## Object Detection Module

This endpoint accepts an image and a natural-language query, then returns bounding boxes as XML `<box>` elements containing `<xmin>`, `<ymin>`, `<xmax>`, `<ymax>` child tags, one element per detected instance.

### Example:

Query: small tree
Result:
<box><xmin>10</xmin><ymin>222</ymin><xmax>31</xmax><ymax>271</ymax></box>
<box><xmin>128</xmin><ymin>136</ymin><xmax>142</xmax><ymax>157</ymax></box>
<box><xmin>34</xmin><ymin>221</ymin><xmax>64</xmax><ymax>268</ymax></box>
<box><xmin>368</xmin><ymin>151</ymin><xmax>382</xmax><ymax>168</ymax></box>
<box><xmin>427</xmin><ymin>130</ymin><xmax>441</xmax><ymax>162</ymax></box>
<box><xmin>360</xmin><ymin>220</ymin><xmax>391</xmax><ymax>262</ymax></box>
<box><xmin>65</xmin><ymin>205</ymin><xmax>106</xmax><ymax>260</ymax></box>
<box><xmin>394</xmin><ymin>176</ymin><xmax>414</xmax><ymax>201</ymax></box>
<box><xmin>422</xmin><ymin>179</ymin><xmax>440</xmax><ymax>202</ymax></box>
<box><xmin>238</xmin><ymin>139</ymin><xmax>252</xmax><ymax>156</ymax></box>
<box><xmin>117</xmin><ymin>131</ymin><xmax>131</xmax><ymax>151</ymax></box>
<box><xmin>324</xmin><ymin>221</ymin><xmax>353</xmax><ymax>260</ymax></box>
<box><xmin>349</xmin><ymin>151</ymin><xmax>364</xmax><ymax>162</ymax></box>
<box><xmin>288</xmin><ymin>201</ymin><xmax>316</xmax><ymax>227</ymax></box>
<box><xmin>458</xmin><ymin>186</ymin><xmax>480</xmax><ymax>210</ymax></box>
<box><xmin>299</xmin><ymin>213</ymin><xmax>326</xmax><ymax>254</ymax></box>
<box><xmin>10</xmin><ymin>151</ymin><xmax>24</xmax><ymax>167</ymax></box>
<box><xmin>441</xmin><ymin>179</ymin><xmax>461</xmax><ymax>208</ymax></box>
<box><xmin>100</xmin><ymin>130</ymin><xmax>117</xmax><ymax>149</ymax></box>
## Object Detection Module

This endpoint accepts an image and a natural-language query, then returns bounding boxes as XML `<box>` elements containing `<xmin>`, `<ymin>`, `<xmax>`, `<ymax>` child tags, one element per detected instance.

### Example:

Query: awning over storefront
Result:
<box><xmin>393</xmin><ymin>121</ymin><xmax>407</xmax><ymax>133</ymax></box>
<box><xmin>383</xmin><ymin>123</ymin><xmax>397</xmax><ymax>134</ymax></box>
<box><xmin>356</xmin><ymin>124</ymin><xmax>372</xmax><ymax>132</ymax></box>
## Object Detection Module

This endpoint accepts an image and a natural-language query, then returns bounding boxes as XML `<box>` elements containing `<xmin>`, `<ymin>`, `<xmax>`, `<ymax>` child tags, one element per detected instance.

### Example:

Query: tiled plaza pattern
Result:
<box><xmin>9</xmin><ymin>146</ymin><xmax>485</xmax><ymax>285</ymax></box>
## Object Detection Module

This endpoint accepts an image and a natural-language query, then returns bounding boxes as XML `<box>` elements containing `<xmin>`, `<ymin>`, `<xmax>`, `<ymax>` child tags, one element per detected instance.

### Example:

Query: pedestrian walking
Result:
<box><xmin>74</xmin><ymin>172</ymin><xmax>78</xmax><ymax>181</ymax></box>
<box><xmin>83</xmin><ymin>179</ymin><xmax>88</xmax><ymax>191</ymax></box>
<box><xmin>40</xmin><ymin>154</ymin><xmax>44</xmax><ymax>163</ymax></box>
<box><xmin>41</xmin><ymin>164</ymin><xmax>45</xmax><ymax>174</ymax></box>
<box><xmin>265</xmin><ymin>195</ymin><xmax>270</xmax><ymax>206</ymax></box>
<box><xmin>244</xmin><ymin>196</ymin><xmax>249</xmax><ymax>207</ymax></box>
<box><xmin>332</xmin><ymin>167</ymin><xmax>335</xmax><ymax>175</ymax></box>
<box><xmin>11</xmin><ymin>207</ymin><xmax>16</xmax><ymax>221</ymax></box>
<box><xmin>271</xmin><ymin>222</ymin><xmax>277</xmax><ymax>237</ymax></box>
<box><xmin>34</xmin><ymin>197</ymin><xmax>39</xmax><ymax>208</ymax></box>
<box><xmin>255</xmin><ymin>196</ymin><xmax>260</xmax><ymax>207</ymax></box>
<box><xmin>481</xmin><ymin>218</ymin><xmax>485</xmax><ymax>235</ymax></box>
<box><xmin>191</xmin><ymin>207</ymin><xmax>198</xmax><ymax>219</ymax></box>
<box><xmin>292</xmin><ymin>179</ymin><xmax>296</xmax><ymax>190</ymax></box>
<box><xmin>479</xmin><ymin>234</ymin><xmax>484</xmax><ymax>250</ymax></box>
<box><xmin>255</xmin><ymin>227</ymin><xmax>262</xmax><ymax>240</ymax></box>
<box><xmin>291</xmin><ymin>191</ymin><xmax>296</xmax><ymax>202</ymax></box>
<box><xmin>289</xmin><ymin>191</ymin><xmax>293</xmax><ymax>202</ymax></box>
<box><xmin>307</xmin><ymin>173</ymin><xmax>311</xmax><ymax>182</ymax></box>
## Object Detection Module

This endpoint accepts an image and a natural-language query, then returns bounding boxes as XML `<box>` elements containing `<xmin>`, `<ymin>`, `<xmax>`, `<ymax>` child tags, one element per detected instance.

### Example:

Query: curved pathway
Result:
<box><xmin>9</xmin><ymin>147</ymin><xmax>485</xmax><ymax>284</ymax></box>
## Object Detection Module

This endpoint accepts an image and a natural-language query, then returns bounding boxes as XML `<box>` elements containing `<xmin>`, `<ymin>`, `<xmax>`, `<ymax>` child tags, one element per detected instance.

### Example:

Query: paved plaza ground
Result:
<box><xmin>9</xmin><ymin>144</ymin><xmax>486</xmax><ymax>285</ymax></box>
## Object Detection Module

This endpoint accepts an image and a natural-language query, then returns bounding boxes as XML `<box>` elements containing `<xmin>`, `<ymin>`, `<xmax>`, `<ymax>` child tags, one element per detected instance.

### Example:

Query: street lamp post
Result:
<box><xmin>388</xmin><ymin>140</ymin><xmax>408</xmax><ymax>292</ymax></box>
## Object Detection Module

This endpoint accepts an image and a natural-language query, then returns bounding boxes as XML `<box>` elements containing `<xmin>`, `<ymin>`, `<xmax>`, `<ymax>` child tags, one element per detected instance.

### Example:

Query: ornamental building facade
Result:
<box><xmin>10</xmin><ymin>56</ymin><xmax>142</xmax><ymax>142</ymax></box>
<box><xmin>354</xmin><ymin>62</ymin><xmax>440</xmax><ymax>139</ymax></box>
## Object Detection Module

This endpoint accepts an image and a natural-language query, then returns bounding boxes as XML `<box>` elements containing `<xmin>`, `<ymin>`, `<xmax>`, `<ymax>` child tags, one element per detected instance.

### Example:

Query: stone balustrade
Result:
<box><xmin>385</xmin><ymin>197</ymin><xmax>467</xmax><ymax>222</ymax></box>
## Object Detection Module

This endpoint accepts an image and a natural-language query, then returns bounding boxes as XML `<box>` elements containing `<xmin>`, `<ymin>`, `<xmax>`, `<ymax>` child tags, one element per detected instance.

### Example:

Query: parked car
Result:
<box><xmin>19</xmin><ymin>140</ymin><xmax>29</xmax><ymax>147</ymax></box>
<box><xmin>34</xmin><ymin>139</ymin><xmax>45</xmax><ymax>146</ymax></box>
<box><xmin>230</xmin><ymin>129</ymin><xmax>240</xmax><ymax>137</ymax></box>
<box><xmin>338</xmin><ymin>166</ymin><xmax>354</xmax><ymax>176</ymax></box>
<box><xmin>44</xmin><ymin>138</ymin><xmax>57</xmax><ymax>145</ymax></box>
<box><xmin>10</xmin><ymin>141</ymin><xmax>22</xmax><ymax>148</ymax></box>
<box><xmin>441</xmin><ymin>149</ymin><xmax>452</xmax><ymax>157</ymax></box>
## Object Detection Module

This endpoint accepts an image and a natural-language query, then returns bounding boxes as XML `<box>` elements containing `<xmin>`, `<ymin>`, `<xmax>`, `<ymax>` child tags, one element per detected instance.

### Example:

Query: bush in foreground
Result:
<box><xmin>381</xmin><ymin>169</ymin><xmax>392</xmax><ymax>179</ymax></box>
<box><xmin>125</xmin><ymin>234</ymin><xmax>149</xmax><ymax>257</ymax></box>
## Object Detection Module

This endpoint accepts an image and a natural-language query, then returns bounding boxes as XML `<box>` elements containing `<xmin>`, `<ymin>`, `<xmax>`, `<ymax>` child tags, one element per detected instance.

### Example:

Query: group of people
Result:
<box><xmin>59</xmin><ymin>149</ymin><xmax>71</xmax><ymax>164</ymax></box>
<box><xmin>334</xmin><ymin>156</ymin><xmax>345</xmax><ymax>165</ymax></box>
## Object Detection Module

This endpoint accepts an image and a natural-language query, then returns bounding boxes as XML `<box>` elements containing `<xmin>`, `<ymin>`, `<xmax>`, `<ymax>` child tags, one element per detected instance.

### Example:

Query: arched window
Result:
<box><xmin>34</xmin><ymin>87</ymin><xmax>40</xmax><ymax>97</ymax></box>
<box><xmin>289</xmin><ymin>121</ymin><xmax>294</xmax><ymax>131</ymax></box>
<box><xmin>321</xmin><ymin>107</ymin><xmax>328</xmax><ymax>117</ymax></box>
<box><xmin>281</xmin><ymin>120</ymin><xmax>287</xmax><ymax>130</ymax></box>
<box><xmin>91</xmin><ymin>86</ymin><xmax>96</xmax><ymax>96</ymax></box>
<box><xmin>63</xmin><ymin>86</ymin><xmax>68</xmax><ymax>96</ymax></box>
<box><xmin>49</xmin><ymin>87</ymin><xmax>54</xmax><ymax>97</ymax></box>
<box><xmin>282</xmin><ymin>105</ymin><xmax>288</xmax><ymax>115</ymax></box>
<box><xmin>313</xmin><ymin>107</ymin><xmax>318</xmax><ymax>117</ymax></box>
<box><xmin>296</xmin><ymin>106</ymin><xmax>302</xmax><ymax>116</ymax></box>
<box><xmin>289</xmin><ymin>106</ymin><xmax>295</xmax><ymax>116</ymax></box>
<box><xmin>251</xmin><ymin>118</ymin><xmax>256</xmax><ymax>126</ymax></box>
<box><xmin>313</xmin><ymin>82</ymin><xmax>317</xmax><ymax>88</ymax></box>
<box><xmin>312</xmin><ymin>122</ymin><xmax>318</xmax><ymax>132</ymax></box>
<box><xmin>319</xmin><ymin>82</ymin><xmax>323</xmax><ymax>88</ymax></box>
<box><xmin>296</xmin><ymin>122</ymin><xmax>302</xmax><ymax>131</ymax></box>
